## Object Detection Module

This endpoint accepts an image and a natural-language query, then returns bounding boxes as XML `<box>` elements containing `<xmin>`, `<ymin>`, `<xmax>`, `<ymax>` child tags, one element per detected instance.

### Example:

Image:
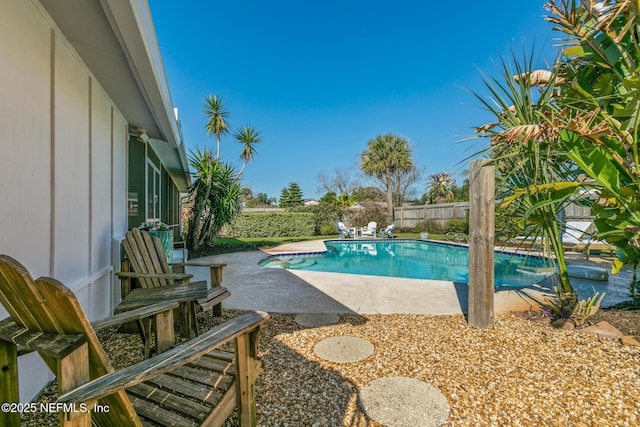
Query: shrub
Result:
<box><xmin>349</xmin><ymin>205</ymin><xmax>390</xmax><ymax>229</ymax></box>
<box><xmin>320</xmin><ymin>221</ymin><xmax>339</xmax><ymax>235</ymax></box>
<box><xmin>445</xmin><ymin>219</ymin><xmax>469</xmax><ymax>234</ymax></box>
<box><xmin>412</xmin><ymin>220</ymin><xmax>444</xmax><ymax>233</ymax></box>
<box><xmin>224</xmin><ymin>212</ymin><xmax>315</xmax><ymax>237</ymax></box>
<box><xmin>289</xmin><ymin>204</ymin><xmax>342</xmax><ymax>235</ymax></box>
<box><xmin>495</xmin><ymin>202</ymin><xmax>521</xmax><ymax>242</ymax></box>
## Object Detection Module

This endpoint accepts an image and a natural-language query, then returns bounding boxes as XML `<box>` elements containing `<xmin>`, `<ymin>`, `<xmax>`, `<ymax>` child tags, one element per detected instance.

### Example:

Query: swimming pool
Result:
<box><xmin>259</xmin><ymin>239</ymin><xmax>555</xmax><ymax>287</ymax></box>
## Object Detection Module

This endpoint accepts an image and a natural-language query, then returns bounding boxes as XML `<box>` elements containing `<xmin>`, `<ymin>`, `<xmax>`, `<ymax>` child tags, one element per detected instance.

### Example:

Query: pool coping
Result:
<box><xmin>259</xmin><ymin>238</ymin><xmax>549</xmax><ymax>259</ymax></box>
<box><xmin>258</xmin><ymin>238</ymin><xmax>554</xmax><ymax>288</ymax></box>
<box><xmin>185</xmin><ymin>239</ymin><xmax>558</xmax><ymax>315</ymax></box>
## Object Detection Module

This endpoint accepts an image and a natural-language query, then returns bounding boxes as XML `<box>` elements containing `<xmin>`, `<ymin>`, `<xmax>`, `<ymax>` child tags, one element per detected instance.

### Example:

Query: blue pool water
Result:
<box><xmin>259</xmin><ymin>239</ymin><xmax>556</xmax><ymax>287</ymax></box>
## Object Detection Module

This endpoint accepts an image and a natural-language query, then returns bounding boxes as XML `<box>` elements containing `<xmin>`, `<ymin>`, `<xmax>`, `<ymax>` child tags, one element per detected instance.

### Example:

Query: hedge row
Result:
<box><xmin>224</xmin><ymin>212</ymin><xmax>316</xmax><ymax>237</ymax></box>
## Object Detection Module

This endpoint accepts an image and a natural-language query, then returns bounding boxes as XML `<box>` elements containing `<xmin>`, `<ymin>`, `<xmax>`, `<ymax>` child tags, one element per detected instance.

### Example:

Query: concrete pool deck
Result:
<box><xmin>185</xmin><ymin>239</ymin><xmax>559</xmax><ymax>315</ymax></box>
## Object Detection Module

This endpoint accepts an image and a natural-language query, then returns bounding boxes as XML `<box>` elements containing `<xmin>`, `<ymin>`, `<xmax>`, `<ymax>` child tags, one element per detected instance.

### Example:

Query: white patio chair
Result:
<box><xmin>336</xmin><ymin>221</ymin><xmax>353</xmax><ymax>238</ymax></box>
<box><xmin>379</xmin><ymin>221</ymin><xmax>397</xmax><ymax>238</ymax></box>
<box><xmin>360</xmin><ymin>221</ymin><xmax>377</xmax><ymax>238</ymax></box>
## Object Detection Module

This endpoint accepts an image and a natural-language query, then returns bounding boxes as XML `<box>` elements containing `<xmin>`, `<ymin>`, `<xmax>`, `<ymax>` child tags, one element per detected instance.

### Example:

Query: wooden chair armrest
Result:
<box><xmin>90</xmin><ymin>302</ymin><xmax>180</xmax><ymax>331</ymax></box>
<box><xmin>171</xmin><ymin>262</ymin><xmax>227</xmax><ymax>269</ymax></box>
<box><xmin>0</xmin><ymin>318</ymin><xmax>86</xmax><ymax>359</ymax></box>
<box><xmin>116</xmin><ymin>272</ymin><xmax>193</xmax><ymax>280</ymax></box>
<box><xmin>58</xmin><ymin>311</ymin><xmax>269</xmax><ymax>406</ymax></box>
<box><xmin>171</xmin><ymin>262</ymin><xmax>226</xmax><ymax>287</ymax></box>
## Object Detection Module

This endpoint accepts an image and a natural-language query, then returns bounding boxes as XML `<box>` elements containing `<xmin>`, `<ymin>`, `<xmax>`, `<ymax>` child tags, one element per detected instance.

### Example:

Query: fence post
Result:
<box><xmin>468</xmin><ymin>159</ymin><xmax>495</xmax><ymax>328</ymax></box>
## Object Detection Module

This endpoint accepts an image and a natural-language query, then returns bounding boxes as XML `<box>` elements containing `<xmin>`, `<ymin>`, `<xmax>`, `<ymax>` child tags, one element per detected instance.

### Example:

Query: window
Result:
<box><xmin>147</xmin><ymin>160</ymin><xmax>161</xmax><ymax>224</ymax></box>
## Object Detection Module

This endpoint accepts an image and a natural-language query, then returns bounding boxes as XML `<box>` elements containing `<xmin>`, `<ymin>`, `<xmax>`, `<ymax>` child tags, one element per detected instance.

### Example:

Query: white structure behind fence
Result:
<box><xmin>394</xmin><ymin>202</ymin><xmax>593</xmax><ymax>229</ymax></box>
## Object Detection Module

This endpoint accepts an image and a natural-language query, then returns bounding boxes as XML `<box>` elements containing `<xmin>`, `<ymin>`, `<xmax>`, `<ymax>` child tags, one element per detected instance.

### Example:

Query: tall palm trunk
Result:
<box><xmin>238</xmin><ymin>161</ymin><xmax>247</xmax><ymax>176</ymax></box>
<box><xmin>385</xmin><ymin>168</ymin><xmax>394</xmax><ymax>219</ymax></box>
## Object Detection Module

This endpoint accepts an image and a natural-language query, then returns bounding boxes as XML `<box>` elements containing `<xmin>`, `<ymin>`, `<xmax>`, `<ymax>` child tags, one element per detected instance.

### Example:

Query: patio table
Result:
<box><xmin>116</xmin><ymin>281</ymin><xmax>208</xmax><ymax>340</ymax></box>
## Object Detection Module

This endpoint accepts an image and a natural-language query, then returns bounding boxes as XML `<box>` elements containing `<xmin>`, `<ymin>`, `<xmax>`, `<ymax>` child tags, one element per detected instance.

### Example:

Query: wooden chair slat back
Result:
<box><xmin>124</xmin><ymin>228</ymin><xmax>171</xmax><ymax>288</ymax></box>
<box><xmin>123</xmin><ymin>234</ymin><xmax>156</xmax><ymax>288</ymax></box>
<box><xmin>0</xmin><ymin>255</ymin><xmax>140</xmax><ymax>426</ymax></box>
<box><xmin>141</xmin><ymin>229</ymin><xmax>171</xmax><ymax>273</ymax></box>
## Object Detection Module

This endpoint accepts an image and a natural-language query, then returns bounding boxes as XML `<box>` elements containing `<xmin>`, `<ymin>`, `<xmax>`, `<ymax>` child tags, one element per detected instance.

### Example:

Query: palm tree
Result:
<box><xmin>335</xmin><ymin>193</ymin><xmax>356</xmax><ymax>209</ymax></box>
<box><xmin>541</xmin><ymin>0</ymin><xmax>640</xmax><ymax>296</ymax></box>
<box><xmin>234</xmin><ymin>124</ymin><xmax>262</xmax><ymax>175</ymax></box>
<box><xmin>360</xmin><ymin>133</ymin><xmax>413</xmax><ymax>218</ymax></box>
<box><xmin>427</xmin><ymin>172</ymin><xmax>456</xmax><ymax>204</ymax></box>
<box><xmin>203</xmin><ymin>94</ymin><xmax>231</xmax><ymax>159</ymax></box>
<box><xmin>469</xmin><ymin>0</ymin><xmax>640</xmax><ymax>319</ymax></box>
<box><xmin>472</xmin><ymin>49</ymin><xmax>579</xmax><ymax>296</ymax></box>
<box><xmin>186</xmin><ymin>148</ymin><xmax>241</xmax><ymax>250</ymax></box>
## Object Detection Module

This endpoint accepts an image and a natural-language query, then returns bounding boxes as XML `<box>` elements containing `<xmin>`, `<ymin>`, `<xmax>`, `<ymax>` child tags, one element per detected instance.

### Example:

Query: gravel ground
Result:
<box><xmin>23</xmin><ymin>309</ymin><xmax>640</xmax><ymax>426</ymax></box>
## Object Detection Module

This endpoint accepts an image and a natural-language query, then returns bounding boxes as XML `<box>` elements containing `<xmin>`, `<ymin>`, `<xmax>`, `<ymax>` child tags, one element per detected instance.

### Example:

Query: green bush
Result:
<box><xmin>412</xmin><ymin>220</ymin><xmax>444</xmax><ymax>233</ymax></box>
<box><xmin>289</xmin><ymin>204</ymin><xmax>342</xmax><ymax>235</ymax></box>
<box><xmin>495</xmin><ymin>203</ymin><xmax>521</xmax><ymax>242</ymax></box>
<box><xmin>320</xmin><ymin>221</ymin><xmax>339</xmax><ymax>235</ymax></box>
<box><xmin>349</xmin><ymin>205</ymin><xmax>390</xmax><ymax>229</ymax></box>
<box><xmin>225</xmin><ymin>212</ymin><xmax>316</xmax><ymax>237</ymax></box>
<box><xmin>445</xmin><ymin>219</ymin><xmax>469</xmax><ymax>234</ymax></box>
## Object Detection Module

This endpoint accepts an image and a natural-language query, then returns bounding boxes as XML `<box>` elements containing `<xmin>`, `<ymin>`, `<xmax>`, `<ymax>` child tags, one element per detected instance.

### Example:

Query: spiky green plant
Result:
<box><xmin>203</xmin><ymin>94</ymin><xmax>231</xmax><ymax>159</ymax></box>
<box><xmin>474</xmin><ymin>0</ymin><xmax>640</xmax><ymax>312</ymax></box>
<box><xmin>543</xmin><ymin>0</ymin><xmax>640</xmax><ymax>296</ymax></box>
<box><xmin>186</xmin><ymin>148</ymin><xmax>241</xmax><ymax>250</ymax></box>
<box><xmin>234</xmin><ymin>124</ymin><xmax>262</xmax><ymax>175</ymax></box>
<box><xmin>472</xmin><ymin>49</ymin><xmax>580</xmax><ymax>294</ymax></box>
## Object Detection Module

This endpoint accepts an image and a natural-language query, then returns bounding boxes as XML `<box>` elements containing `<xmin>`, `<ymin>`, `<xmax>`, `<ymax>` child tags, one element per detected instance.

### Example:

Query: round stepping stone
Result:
<box><xmin>314</xmin><ymin>336</ymin><xmax>373</xmax><ymax>363</ymax></box>
<box><xmin>295</xmin><ymin>313</ymin><xmax>339</xmax><ymax>327</ymax></box>
<box><xmin>359</xmin><ymin>377</ymin><xmax>450</xmax><ymax>427</ymax></box>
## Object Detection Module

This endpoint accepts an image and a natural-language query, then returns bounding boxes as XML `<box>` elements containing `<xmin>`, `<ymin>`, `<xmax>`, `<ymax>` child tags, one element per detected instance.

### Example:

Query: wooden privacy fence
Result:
<box><xmin>394</xmin><ymin>203</ymin><xmax>470</xmax><ymax>229</ymax></box>
<box><xmin>394</xmin><ymin>201</ymin><xmax>594</xmax><ymax>229</ymax></box>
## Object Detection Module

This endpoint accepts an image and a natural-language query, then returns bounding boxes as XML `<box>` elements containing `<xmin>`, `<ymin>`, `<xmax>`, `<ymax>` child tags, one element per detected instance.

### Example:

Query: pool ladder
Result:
<box><xmin>445</xmin><ymin>232</ymin><xmax>467</xmax><ymax>243</ymax></box>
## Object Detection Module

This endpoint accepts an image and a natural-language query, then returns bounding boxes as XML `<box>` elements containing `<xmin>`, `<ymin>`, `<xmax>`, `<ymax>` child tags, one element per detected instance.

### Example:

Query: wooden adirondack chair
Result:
<box><xmin>0</xmin><ymin>255</ymin><xmax>268</xmax><ymax>427</ymax></box>
<box><xmin>117</xmin><ymin>228</ymin><xmax>231</xmax><ymax>338</ymax></box>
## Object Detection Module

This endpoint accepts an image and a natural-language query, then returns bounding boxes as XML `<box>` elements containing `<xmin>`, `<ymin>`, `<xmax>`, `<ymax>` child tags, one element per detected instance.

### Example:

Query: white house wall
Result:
<box><xmin>53</xmin><ymin>37</ymin><xmax>91</xmax><ymax>289</ymax></box>
<box><xmin>0</xmin><ymin>0</ymin><xmax>129</xmax><ymax>401</ymax></box>
<box><xmin>0</xmin><ymin>0</ymin><xmax>52</xmax><ymax>275</ymax></box>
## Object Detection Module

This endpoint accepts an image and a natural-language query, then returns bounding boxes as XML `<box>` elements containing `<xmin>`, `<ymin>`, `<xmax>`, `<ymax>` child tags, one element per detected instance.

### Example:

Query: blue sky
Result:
<box><xmin>150</xmin><ymin>1</ymin><xmax>558</xmax><ymax>201</ymax></box>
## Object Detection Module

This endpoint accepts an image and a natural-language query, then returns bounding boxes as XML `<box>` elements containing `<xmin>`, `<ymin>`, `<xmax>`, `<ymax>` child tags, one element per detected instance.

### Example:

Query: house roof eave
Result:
<box><xmin>39</xmin><ymin>0</ymin><xmax>189</xmax><ymax>185</ymax></box>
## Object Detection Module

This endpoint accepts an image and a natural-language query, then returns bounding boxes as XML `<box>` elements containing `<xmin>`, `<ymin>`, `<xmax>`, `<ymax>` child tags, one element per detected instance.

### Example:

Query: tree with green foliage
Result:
<box><xmin>426</xmin><ymin>172</ymin><xmax>456</xmax><ymax>204</ymax></box>
<box><xmin>471</xmin><ymin>0</ymin><xmax>640</xmax><ymax>312</ymax></box>
<box><xmin>203</xmin><ymin>94</ymin><xmax>231</xmax><ymax>159</ymax></box>
<box><xmin>279</xmin><ymin>182</ymin><xmax>304</xmax><ymax>208</ymax></box>
<box><xmin>250</xmin><ymin>192</ymin><xmax>275</xmax><ymax>207</ymax></box>
<box><xmin>541</xmin><ymin>0</ymin><xmax>640</xmax><ymax>297</ymax></box>
<box><xmin>352</xmin><ymin>186</ymin><xmax>386</xmax><ymax>202</ymax></box>
<box><xmin>334</xmin><ymin>193</ymin><xmax>356</xmax><ymax>209</ymax></box>
<box><xmin>473</xmin><ymin>48</ymin><xmax>578</xmax><ymax>297</ymax></box>
<box><xmin>360</xmin><ymin>133</ymin><xmax>414</xmax><ymax>218</ymax></box>
<box><xmin>234</xmin><ymin>124</ymin><xmax>261</xmax><ymax>175</ymax></box>
<box><xmin>186</xmin><ymin>148</ymin><xmax>242</xmax><ymax>250</ymax></box>
<box><xmin>452</xmin><ymin>178</ymin><xmax>470</xmax><ymax>202</ymax></box>
<box><xmin>319</xmin><ymin>191</ymin><xmax>338</xmax><ymax>206</ymax></box>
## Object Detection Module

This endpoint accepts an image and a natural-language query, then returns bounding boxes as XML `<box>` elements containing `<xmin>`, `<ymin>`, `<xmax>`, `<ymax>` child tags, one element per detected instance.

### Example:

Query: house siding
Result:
<box><xmin>0</xmin><ymin>0</ymin><xmax>129</xmax><ymax>401</ymax></box>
